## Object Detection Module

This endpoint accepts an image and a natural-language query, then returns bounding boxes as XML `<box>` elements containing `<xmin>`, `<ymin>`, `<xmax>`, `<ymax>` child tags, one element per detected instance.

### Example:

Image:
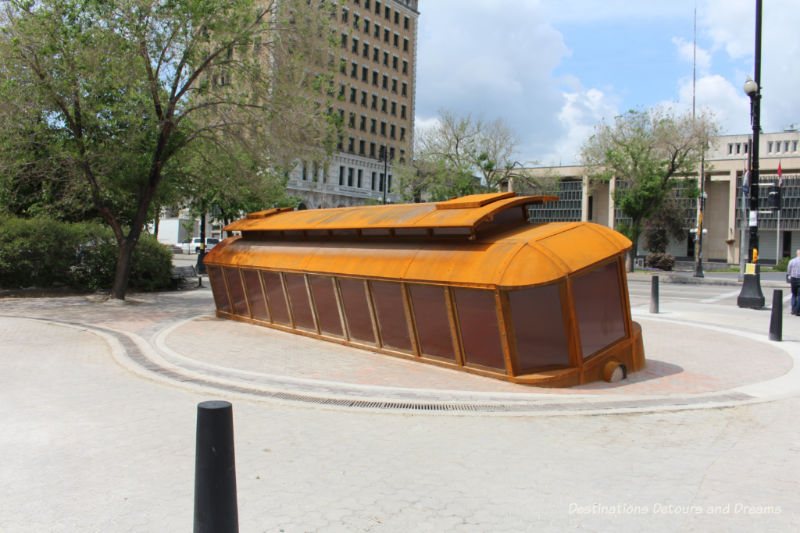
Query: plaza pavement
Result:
<box><xmin>1</xmin><ymin>273</ymin><xmax>799</xmax><ymax>532</ymax></box>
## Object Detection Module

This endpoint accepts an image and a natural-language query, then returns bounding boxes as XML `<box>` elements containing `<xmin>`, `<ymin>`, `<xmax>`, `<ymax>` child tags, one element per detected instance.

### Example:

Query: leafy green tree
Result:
<box><xmin>0</xmin><ymin>0</ymin><xmax>337</xmax><ymax>298</ymax></box>
<box><xmin>581</xmin><ymin>108</ymin><xmax>717</xmax><ymax>269</ymax></box>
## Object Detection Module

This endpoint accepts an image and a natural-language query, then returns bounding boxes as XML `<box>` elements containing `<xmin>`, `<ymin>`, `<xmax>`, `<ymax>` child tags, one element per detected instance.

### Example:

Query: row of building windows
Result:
<box><xmin>337</xmin><ymin>108</ymin><xmax>406</xmax><ymax>139</ymax></box>
<box><xmin>339</xmin><ymin>86</ymin><xmax>408</xmax><ymax>119</ymax></box>
<box><xmin>727</xmin><ymin>139</ymin><xmax>799</xmax><ymax>156</ymax></box>
<box><xmin>342</xmin><ymin>1</ymin><xmax>413</xmax><ymax>33</ymax></box>
<box><xmin>335</xmin><ymin>165</ymin><xmax>393</xmax><ymax>192</ymax></box>
<box><xmin>335</xmin><ymin>135</ymin><xmax>405</xmax><ymax>161</ymax></box>
<box><xmin>340</xmin><ymin>59</ymin><xmax>409</xmax><ymax>97</ymax></box>
<box><xmin>767</xmin><ymin>139</ymin><xmax>799</xmax><ymax>154</ymax></box>
<box><xmin>341</xmin><ymin>35</ymin><xmax>410</xmax><ymax>74</ymax></box>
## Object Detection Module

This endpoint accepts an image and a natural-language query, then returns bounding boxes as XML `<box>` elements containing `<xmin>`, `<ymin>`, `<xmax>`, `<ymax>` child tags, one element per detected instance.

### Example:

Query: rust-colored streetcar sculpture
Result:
<box><xmin>204</xmin><ymin>192</ymin><xmax>645</xmax><ymax>387</ymax></box>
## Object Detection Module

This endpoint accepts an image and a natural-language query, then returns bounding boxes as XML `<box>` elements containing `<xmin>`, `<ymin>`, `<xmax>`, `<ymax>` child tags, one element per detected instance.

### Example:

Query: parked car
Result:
<box><xmin>180</xmin><ymin>237</ymin><xmax>219</xmax><ymax>254</ymax></box>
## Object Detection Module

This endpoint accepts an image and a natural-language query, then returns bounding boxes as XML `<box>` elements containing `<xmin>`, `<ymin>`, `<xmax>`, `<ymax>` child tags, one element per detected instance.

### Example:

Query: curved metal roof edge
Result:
<box><xmin>223</xmin><ymin>193</ymin><xmax>558</xmax><ymax>233</ymax></box>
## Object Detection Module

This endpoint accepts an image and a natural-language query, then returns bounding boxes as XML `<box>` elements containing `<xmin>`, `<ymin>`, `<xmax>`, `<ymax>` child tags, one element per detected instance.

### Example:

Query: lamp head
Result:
<box><xmin>743</xmin><ymin>76</ymin><xmax>758</xmax><ymax>97</ymax></box>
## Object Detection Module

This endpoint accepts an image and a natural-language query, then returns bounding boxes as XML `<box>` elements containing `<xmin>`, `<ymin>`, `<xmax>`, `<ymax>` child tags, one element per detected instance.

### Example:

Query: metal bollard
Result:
<box><xmin>769</xmin><ymin>289</ymin><xmax>783</xmax><ymax>342</ymax></box>
<box><xmin>194</xmin><ymin>401</ymin><xmax>238</xmax><ymax>533</ymax></box>
<box><xmin>650</xmin><ymin>275</ymin><xmax>659</xmax><ymax>314</ymax></box>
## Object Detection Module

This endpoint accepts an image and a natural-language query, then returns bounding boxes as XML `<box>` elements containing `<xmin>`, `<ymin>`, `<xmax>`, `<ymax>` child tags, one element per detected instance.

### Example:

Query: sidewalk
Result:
<box><xmin>2</xmin><ymin>286</ymin><xmax>799</xmax><ymax>532</ymax></box>
<box><xmin>0</xmin><ymin>282</ymin><xmax>797</xmax><ymax>415</ymax></box>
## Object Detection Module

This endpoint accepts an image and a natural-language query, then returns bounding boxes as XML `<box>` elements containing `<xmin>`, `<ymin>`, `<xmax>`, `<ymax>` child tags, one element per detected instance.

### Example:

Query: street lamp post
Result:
<box><xmin>380</xmin><ymin>144</ymin><xmax>389</xmax><ymax>204</ymax></box>
<box><xmin>737</xmin><ymin>0</ymin><xmax>765</xmax><ymax>309</ymax></box>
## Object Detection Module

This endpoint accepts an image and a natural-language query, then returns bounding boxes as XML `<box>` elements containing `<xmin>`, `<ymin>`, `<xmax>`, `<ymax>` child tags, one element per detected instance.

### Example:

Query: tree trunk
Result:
<box><xmin>110</xmin><ymin>237</ymin><xmax>136</xmax><ymax>299</ymax></box>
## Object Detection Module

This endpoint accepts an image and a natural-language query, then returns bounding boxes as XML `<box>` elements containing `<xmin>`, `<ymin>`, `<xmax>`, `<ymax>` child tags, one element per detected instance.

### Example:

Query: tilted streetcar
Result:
<box><xmin>203</xmin><ymin>192</ymin><xmax>645</xmax><ymax>387</ymax></box>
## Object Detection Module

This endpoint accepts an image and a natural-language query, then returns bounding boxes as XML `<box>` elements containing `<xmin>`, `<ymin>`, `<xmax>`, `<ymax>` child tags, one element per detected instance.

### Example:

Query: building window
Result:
<box><xmin>341</xmin><ymin>8</ymin><xmax>348</xmax><ymax>23</ymax></box>
<box><xmin>374</xmin><ymin>23</ymin><xmax>380</xmax><ymax>39</ymax></box>
<box><xmin>391</xmin><ymin>78</ymin><xmax>397</xmax><ymax>93</ymax></box>
<box><xmin>373</xmin><ymin>46</ymin><xmax>379</xmax><ymax>62</ymax></box>
<box><xmin>403</xmin><ymin>38</ymin><xmax>409</xmax><ymax>52</ymax></box>
<box><xmin>371</xmin><ymin>171</ymin><xmax>377</xmax><ymax>189</ymax></box>
<box><xmin>350</xmin><ymin>87</ymin><xmax>357</xmax><ymax>103</ymax></box>
<box><xmin>371</xmin><ymin>94</ymin><xmax>377</xmax><ymax>110</ymax></box>
<box><xmin>728</xmin><ymin>143</ymin><xmax>733</xmax><ymax>155</ymax></box>
<box><xmin>370</xmin><ymin>143</ymin><xmax>376</xmax><ymax>158</ymax></box>
<box><xmin>401</xmin><ymin>82</ymin><xmax>407</xmax><ymax>97</ymax></box>
<box><xmin>361</xmin><ymin>90</ymin><xmax>368</xmax><ymax>106</ymax></box>
<box><xmin>338</xmin><ymin>84</ymin><xmax>345</xmax><ymax>98</ymax></box>
<box><xmin>375</xmin><ymin>1</ymin><xmax>381</xmax><ymax>16</ymax></box>
<box><xmin>357</xmin><ymin>168</ymin><xmax>363</xmax><ymax>187</ymax></box>
<box><xmin>384</xmin><ymin>6</ymin><xmax>390</xmax><ymax>19</ymax></box>
<box><xmin>347</xmin><ymin>167</ymin><xmax>354</xmax><ymax>186</ymax></box>
<box><xmin>383</xmin><ymin>51</ymin><xmax>389</xmax><ymax>66</ymax></box>
<box><xmin>347</xmin><ymin>137</ymin><xmax>354</xmax><ymax>153</ymax></box>
<box><xmin>339</xmin><ymin>165</ymin><xmax>345</xmax><ymax>186</ymax></box>
<box><xmin>352</xmin><ymin>37</ymin><xmax>359</xmax><ymax>54</ymax></box>
<box><xmin>365</xmin><ymin>0</ymin><xmax>370</xmax><ymax>9</ymax></box>
<box><xmin>768</xmin><ymin>141</ymin><xmax>773</xmax><ymax>153</ymax></box>
<box><xmin>348</xmin><ymin>112</ymin><xmax>355</xmax><ymax>127</ymax></box>
<box><xmin>404</xmin><ymin>16</ymin><xmax>409</xmax><ymax>30</ymax></box>
<box><xmin>382</xmin><ymin>74</ymin><xmax>388</xmax><ymax>89</ymax></box>
<box><xmin>361</xmin><ymin>66</ymin><xmax>368</xmax><ymax>81</ymax></box>
<box><xmin>353</xmin><ymin>13</ymin><xmax>360</xmax><ymax>30</ymax></box>
<box><xmin>350</xmin><ymin>62</ymin><xmax>357</xmax><ymax>78</ymax></box>
<box><xmin>372</xmin><ymin>70</ymin><xmax>378</xmax><ymax>86</ymax></box>
<box><xmin>359</xmin><ymin>140</ymin><xmax>365</xmax><ymax>156</ymax></box>
<box><xmin>394</xmin><ymin>11</ymin><xmax>399</xmax><ymax>24</ymax></box>
<box><xmin>392</xmin><ymin>56</ymin><xmax>398</xmax><ymax>70</ymax></box>
<box><xmin>390</xmin><ymin>101</ymin><xmax>396</xmax><ymax>115</ymax></box>
<box><xmin>370</xmin><ymin>118</ymin><xmax>376</xmax><ymax>133</ymax></box>
<box><xmin>363</xmin><ymin>42</ymin><xmax>369</xmax><ymax>58</ymax></box>
<box><xmin>360</xmin><ymin>115</ymin><xmax>367</xmax><ymax>131</ymax></box>
<box><xmin>384</xmin><ymin>28</ymin><xmax>389</xmax><ymax>43</ymax></box>
<box><xmin>401</xmin><ymin>104</ymin><xmax>406</xmax><ymax>119</ymax></box>
<box><xmin>400</xmin><ymin>127</ymin><xmax>405</xmax><ymax>141</ymax></box>
<box><xmin>393</xmin><ymin>33</ymin><xmax>398</xmax><ymax>47</ymax></box>
<box><xmin>380</xmin><ymin>121</ymin><xmax>386</xmax><ymax>136</ymax></box>
<box><xmin>381</xmin><ymin>97</ymin><xmax>387</xmax><ymax>112</ymax></box>
<box><xmin>341</xmin><ymin>33</ymin><xmax>348</xmax><ymax>49</ymax></box>
<box><xmin>364</xmin><ymin>19</ymin><xmax>370</xmax><ymax>34</ymax></box>
<box><xmin>390</xmin><ymin>124</ymin><xmax>395</xmax><ymax>139</ymax></box>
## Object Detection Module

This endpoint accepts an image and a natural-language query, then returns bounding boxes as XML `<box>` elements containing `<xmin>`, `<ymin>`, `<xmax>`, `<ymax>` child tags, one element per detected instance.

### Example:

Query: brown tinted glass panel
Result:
<box><xmin>285</xmin><ymin>273</ymin><xmax>315</xmax><ymax>330</ymax></box>
<box><xmin>224</xmin><ymin>268</ymin><xmax>248</xmax><ymax>316</ymax></box>
<box><xmin>454</xmin><ymin>289</ymin><xmax>505</xmax><ymax>370</ymax></box>
<box><xmin>309</xmin><ymin>276</ymin><xmax>343</xmax><ymax>336</ymax></box>
<box><xmin>339</xmin><ymin>278</ymin><xmax>376</xmax><ymax>344</ymax></box>
<box><xmin>409</xmin><ymin>285</ymin><xmax>455</xmax><ymax>360</ymax></box>
<box><xmin>242</xmin><ymin>270</ymin><xmax>268</xmax><ymax>320</ymax></box>
<box><xmin>572</xmin><ymin>261</ymin><xmax>626</xmax><ymax>358</ymax></box>
<box><xmin>208</xmin><ymin>266</ymin><xmax>231</xmax><ymax>313</ymax></box>
<box><xmin>370</xmin><ymin>281</ymin><xmax>412</xmax><ymax>352</ymax></box>
<box><xmin>262</xmin><ymin>271</ymin><xmax>290</xmax><ymax>325</ymax></box>
<box><xmin>509</xmin><ymin>284</ymin><xmax>570</xmax><ymax>371</ymax></box>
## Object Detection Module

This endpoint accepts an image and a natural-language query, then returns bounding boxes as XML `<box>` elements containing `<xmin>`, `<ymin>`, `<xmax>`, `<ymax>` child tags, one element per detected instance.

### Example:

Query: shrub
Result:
<box><xmin>775</xmin><ymin>256</ymin><xmax>789</xmax><ymax>272</ymax></box>
<box><xmin>0</xmin><ymin>217</ymin><xmax>172</xmax><ymax>292</ymax></box>
<box><xmin>645</xmin><ymin>252</ymin><xmax>675</xmax><ymax>271</ymax></box>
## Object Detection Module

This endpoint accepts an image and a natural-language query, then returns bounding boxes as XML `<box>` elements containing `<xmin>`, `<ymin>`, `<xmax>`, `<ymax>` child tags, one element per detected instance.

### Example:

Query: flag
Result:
<box><xmin>743</xmin><ymin>169</ymin><xmax>750</xmax><ymax>195</ymax></box>
<box><xmin>778</xmin><ymin>161</ymin><xmax>783</xmax><ymax>188</ymax></box>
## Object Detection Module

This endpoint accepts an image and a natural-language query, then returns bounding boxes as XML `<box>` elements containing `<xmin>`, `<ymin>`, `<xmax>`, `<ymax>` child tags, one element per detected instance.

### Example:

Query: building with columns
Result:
<box><xmin>286</xmin><ymin>0</ymin><xmax>420</xmax><ymax>209</ymax></box>
<box><xmin>521</xmin><ymin>129</ymin><xmax>800</xmax><ymax>265</ymax></box>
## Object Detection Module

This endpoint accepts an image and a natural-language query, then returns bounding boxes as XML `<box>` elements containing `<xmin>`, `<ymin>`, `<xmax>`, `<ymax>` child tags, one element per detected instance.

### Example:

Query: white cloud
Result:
<box><xmin>699</xmin><ymin>0</ymin><xmax>800</xmax><ymax>132</ymax></box>
<box><xmin>672</xmin><ymin>37</ymin><xmax>712</xmax><ymax>74</ymax></box>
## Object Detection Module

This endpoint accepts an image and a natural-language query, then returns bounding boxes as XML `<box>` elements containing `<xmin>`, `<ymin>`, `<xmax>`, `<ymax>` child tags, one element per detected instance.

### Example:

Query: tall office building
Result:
<box><xmin>287</xmin><ymin>0</ymin><xmax>420</xmax><ymax>208</ymax></box>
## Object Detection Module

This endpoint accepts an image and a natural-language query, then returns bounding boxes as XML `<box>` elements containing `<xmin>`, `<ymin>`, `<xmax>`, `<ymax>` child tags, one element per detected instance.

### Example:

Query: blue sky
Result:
<box><xmin>414</xmin><ymin>0</ymin><xmax>800</xmax><ymax>166</ymax></box>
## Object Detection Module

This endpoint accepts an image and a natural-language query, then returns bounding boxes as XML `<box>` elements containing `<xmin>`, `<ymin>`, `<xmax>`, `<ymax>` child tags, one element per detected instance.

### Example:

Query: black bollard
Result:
<box><xmin>769</xmin><ymin>289</ymin><xmax>783</xmax><ymax>342</ymax></box>
<box><xmin>650</xmin><ymin>275</ymin><xmax>659</xmax><ymax>314</ymax></box>
<box><xmin>194</xmin><ymin>401</ymin><xmax>238</xmax><ymax>533</ymax></box>
<box><xmin>196</xmin><ymin>249</ymin><xmax>208</xmax><ymax>275</ymax></box>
